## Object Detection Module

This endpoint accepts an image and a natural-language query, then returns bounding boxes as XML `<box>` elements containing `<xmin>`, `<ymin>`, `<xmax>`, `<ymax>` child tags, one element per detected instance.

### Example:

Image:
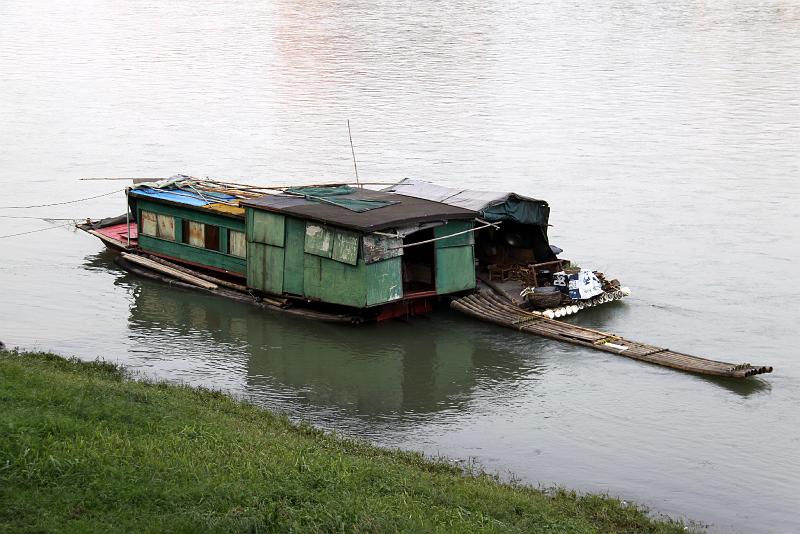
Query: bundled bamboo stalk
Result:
<box><xmin>121</xmin><ymin>253</ymin><xmax>217</xmax><ymax>290</ymax></box>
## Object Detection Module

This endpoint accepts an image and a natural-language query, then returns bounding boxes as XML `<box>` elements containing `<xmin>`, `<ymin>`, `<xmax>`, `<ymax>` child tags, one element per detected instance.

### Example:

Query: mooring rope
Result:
<box><xmin>0</xmin><ymin>189</ymin><xmax>124</xmax><ymax>209</ymax></box>
<box><xmin>0</xmin><ymin>223</ymin><xmax>74</xmax><ymax>239</ymax></box>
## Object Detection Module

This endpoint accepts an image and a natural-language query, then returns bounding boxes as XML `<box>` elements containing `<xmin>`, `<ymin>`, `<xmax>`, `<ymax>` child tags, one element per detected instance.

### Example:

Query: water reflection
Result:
<box><xmin>112</xmin><ymin>252</ymin><xmax>547</xmax><ymax>428</ymax></box>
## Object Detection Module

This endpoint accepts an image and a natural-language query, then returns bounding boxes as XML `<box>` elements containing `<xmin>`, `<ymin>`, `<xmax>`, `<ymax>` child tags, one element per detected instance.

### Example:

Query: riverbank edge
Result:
<box><xmin>0</xmin><ymin>349</ymin><xmax>689</xmax><ymax>533</ymax></box>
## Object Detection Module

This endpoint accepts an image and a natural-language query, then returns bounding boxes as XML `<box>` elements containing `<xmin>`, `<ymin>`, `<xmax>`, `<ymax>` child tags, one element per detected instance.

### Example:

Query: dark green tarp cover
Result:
<box><xmin>384</xmin><ymin>179</ymin><xmax>551</xmax><ymax>226</ymax></box>
<box><xmin>286</xmin><ymin>186</ymin><xmax>399</xmax><ymax>213</ymax></box>
<box><xmin>480</xmin><ymin>194</ymin><xmax>550</xmax><ymax>226</ymax></box>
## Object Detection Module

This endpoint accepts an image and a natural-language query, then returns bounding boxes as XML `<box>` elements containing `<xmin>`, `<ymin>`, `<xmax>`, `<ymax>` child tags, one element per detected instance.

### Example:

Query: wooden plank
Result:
<box><xmin>366</xmin><ymin>257</ymin><xmax>402</xmax><ymax>306</ymax></box>
<box><xmin>144</xmin><ymin>254</ymin><xmax>248</xmax><ymax>292</ymax></box>
<box><xmin>435</xmin><ymin>246</ymin><xmax>476</xmax><ymax>294</ymax></box>
<box><xmin>304</xmin><ymin>222</ymin><xmax>333</xmax><ymax>258</ymax></box>
<box><xmin>434</xmin><ymin>220</ymin><xmax>475</xmax><ymax>248</ymax></box>
<box><xmin>121</xmin><ymin>253</ymin><xmax>217</xmax><ymax>289</ymax></box>
<box><xmin>318</xmin><ymin>258</ymin><xmax>366</xmax><ymax>308</ymax></box>
<box><xmin>332</xmin><ymin>228</ymin><xmax>360</xmax><ymax>266</ymax></box>
<box><xmin>250</xmin><ymin>210</ymin><xmax>285</xmax><ymax>246</ymax></box>
<box><xmin>263</xmin><ymin>244</ymin><xmax>285</xmax><ymax>294</ymax></box>
<box><xmin>303</xmin><ymin>253</ymin><xmax>323</xmax><ymax>299</ymax></box>
<box><xmin>282</xmin><ymin>217</ymin><xmax>305</xmax><ymax>295</ymax></box>
<box><xmin>247</xmin><ymin>242</ymin><xmax>266</xmax><ymax>290</ymax></box>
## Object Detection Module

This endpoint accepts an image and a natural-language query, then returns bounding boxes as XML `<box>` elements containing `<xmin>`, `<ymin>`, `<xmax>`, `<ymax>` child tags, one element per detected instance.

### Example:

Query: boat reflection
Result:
<box><xmin>117</xmin><ymin>259</ymin><xmax>549</xmax><ymax>426</ymax></box>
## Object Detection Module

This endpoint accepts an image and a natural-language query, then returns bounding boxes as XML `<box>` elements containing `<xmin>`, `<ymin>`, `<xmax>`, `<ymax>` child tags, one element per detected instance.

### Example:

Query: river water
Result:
<box><xmin>1</xmin><ymin>1</ymin><xmax>798</xmax><ymax>531</ymax></box>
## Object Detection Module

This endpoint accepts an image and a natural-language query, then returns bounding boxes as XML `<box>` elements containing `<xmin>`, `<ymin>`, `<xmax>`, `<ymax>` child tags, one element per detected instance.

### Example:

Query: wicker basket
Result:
<box><xmin>525</xmin><ymin>291</ymin><xmax>563</xmax><ymax>310</ymax></box>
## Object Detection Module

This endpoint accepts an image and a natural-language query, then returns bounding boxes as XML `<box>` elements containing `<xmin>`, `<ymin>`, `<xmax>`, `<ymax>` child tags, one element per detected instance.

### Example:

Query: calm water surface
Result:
<box><xmin>1</xmin><ymin>1</ymin><xmax>799</xmax><ymax>532</ymax></box>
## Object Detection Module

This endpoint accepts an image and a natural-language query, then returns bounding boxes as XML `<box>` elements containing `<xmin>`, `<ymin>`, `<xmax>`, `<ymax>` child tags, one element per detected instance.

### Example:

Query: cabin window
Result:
<box><xmin>205</xmin><ymin>225</ymin><xmax>220</xmax><ymax>251</ymax></box>
<box><xmin>182</xmin><ymin>220</ymin><xmax>206</xmax><ymax>247</ymax></box>
<box><xmin>228</xmin><ymin>229</ymin><xmax>246</xmax><ymax>258</ymax></box>
<box><xmin>156</xmin><ymin>213</ymin><xmax>175</xmax><ymax>241</ymax></box>
<box><xmin>141</xmin><ymin>210</ymin><xmax>175</xmax><ymax>241</ymax></box>
<box><xmin>141</xmin><ymin>210</ymin><xmax>157</xmax><ymax>237</ymax></box>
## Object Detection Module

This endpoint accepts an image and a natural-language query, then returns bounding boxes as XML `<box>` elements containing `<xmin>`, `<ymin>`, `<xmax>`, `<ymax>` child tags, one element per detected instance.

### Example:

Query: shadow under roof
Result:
<box><xmin>240</xmin><ymin>189</ymin><xmax>476</xmax><ymax>232</ymax></box>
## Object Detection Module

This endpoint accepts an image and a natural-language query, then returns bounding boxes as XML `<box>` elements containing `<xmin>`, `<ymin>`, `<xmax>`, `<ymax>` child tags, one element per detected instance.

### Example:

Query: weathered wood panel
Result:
<box><xmin>319</xmin><ymin>258</ymin><xmax>366</xmax><ymax>307</ymax></box>
<box><xmin>263</xmin><ymin>244</ymin><xmax>285</xmax><ymax>295</ymax></box>
<box><xmin>303</xmin><ymin>254</ymin><xmax>322</xmax><ymax>298</ymax></box>
<box><xmin>435</xmin><ymin>246</ymin><xmax>476</xmax><ymax>294</ymax></box>
<box><xmin>332</xmin><ymin>228</ymin><xmax>360</xmax><ymax>266</ymax></box>
<box><xmin>247</xmin><ymin>242</ymin><xmax>266</xmax><ymax>291</ymax></box>
<box><xmin>362</xmin><ymin>233</ymin><xmax>403</xmax><ymax>264</ymax></box>
<box><xmin>304</xmin><ymin>222</ymin><xmax>333</xmax><ymax>258</ymax></box>
<box><xmin>303</xmin><ymin>253</ymin><xmax>368</xmax><ymax>307</ymax></box>
<box><xmin>366</xmin><ymin>257</ymin><xmax>403</xmax><ymax>306</ymax></box>
<box><xmin>250</xmin><ymin>210</ymin><xmax>285</xmax><ymax>246</ymax></box>
<box><xmin>282</xmin><ymin>217</ymin><xmax>305</xmax><ymax>295</ymax></box>
<box><xmin>434</xmin><ymin>220</ymin><xmax>474</xmax><ymax>248</ymax></box>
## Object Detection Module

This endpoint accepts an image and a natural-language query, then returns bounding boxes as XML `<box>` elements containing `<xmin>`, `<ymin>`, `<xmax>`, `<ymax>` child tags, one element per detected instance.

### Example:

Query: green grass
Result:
<box><xmin>0</xmin><ymin>349</ymin><xmax>688</xmax><ymax>533</ymax></box>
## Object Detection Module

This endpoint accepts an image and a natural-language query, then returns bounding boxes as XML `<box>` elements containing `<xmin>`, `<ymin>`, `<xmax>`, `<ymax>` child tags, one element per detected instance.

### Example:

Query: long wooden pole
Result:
<box><xmin>347</xmin><ymin>119</ymin><xmax>361</xmax><ymax>187</ymax></box>
<box><xmin>121</xmin><ymin>253</ymin><xmax>218</xmax><ymax>290</ymax></box>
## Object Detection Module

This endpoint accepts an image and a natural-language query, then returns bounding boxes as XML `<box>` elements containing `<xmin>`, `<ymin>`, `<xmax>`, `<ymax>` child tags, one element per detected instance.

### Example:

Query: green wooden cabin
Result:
<box><xmin>240</xmin><ymin>187</ymin><xmax>478</xmax><ymax>310</ymax></box>
<box><xmin>128</xmin><ymin>185</ymin><xmax>479</xmax><ymax>313</ymax></box>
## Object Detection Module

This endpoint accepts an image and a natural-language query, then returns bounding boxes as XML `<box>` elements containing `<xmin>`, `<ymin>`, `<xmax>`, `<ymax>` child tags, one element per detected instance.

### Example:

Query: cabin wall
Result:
<box><xmin>434</xmin><ymin>220</ymin><xmax>476</xmax><ymax>295</ymax></box>
<box><xmin>135</xmin><ymin>198</ymin><xmax>247</xmax><ymax>275</ymax></box>
<box><xmin>245</xmin><ymin>208</ymin><xmax>405</xmax><ymax>308</ymax></box>
<box><xmin>245</xmin><ymin>208</ymin><xmax>474</xmax><ymax>307</ymax></box>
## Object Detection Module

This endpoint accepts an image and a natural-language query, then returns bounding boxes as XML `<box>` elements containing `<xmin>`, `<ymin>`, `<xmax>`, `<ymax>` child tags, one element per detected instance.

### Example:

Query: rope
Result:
<box><xmin>0</xmin><ymin>215</ymin><xmax>79</xmax><ymax>220</ymax></box>
<box><xmin>0</xmin><ymin>189</ymin><xmax>123</xmax><ymax>209</ymax></box>
<box><xmin>0</xmin><ymin>223</ymin><xmax>73</xmax><ymax>239</ymax></box>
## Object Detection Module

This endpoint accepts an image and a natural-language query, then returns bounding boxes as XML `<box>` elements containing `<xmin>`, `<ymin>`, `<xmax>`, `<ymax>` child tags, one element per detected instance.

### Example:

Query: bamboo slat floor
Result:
<box><xmin>451</xmin><ymin>292</ymin><xmax>773</xmax><ymax>378</ymax></box>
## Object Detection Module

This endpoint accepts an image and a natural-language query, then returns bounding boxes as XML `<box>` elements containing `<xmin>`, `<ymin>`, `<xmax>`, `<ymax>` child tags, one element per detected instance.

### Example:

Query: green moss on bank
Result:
<box><xmin>0</xmin><ymin>350</ymin><xmax>685</xmax><ymax>533</ymax></box>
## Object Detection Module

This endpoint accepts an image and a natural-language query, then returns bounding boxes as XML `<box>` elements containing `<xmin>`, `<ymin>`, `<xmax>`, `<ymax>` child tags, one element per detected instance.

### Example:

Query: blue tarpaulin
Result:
<box><xmin>129</xmin><ymin>187</ymin><xmax>236</xmax><ymax>207</ymax></box>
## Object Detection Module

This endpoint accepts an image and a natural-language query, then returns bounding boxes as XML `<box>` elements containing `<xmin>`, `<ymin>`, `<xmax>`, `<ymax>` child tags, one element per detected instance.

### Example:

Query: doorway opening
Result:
<box><xmin>402</xmin><ymin>228</ymin><xmax>435</xmax><ymax>295</ymax></box>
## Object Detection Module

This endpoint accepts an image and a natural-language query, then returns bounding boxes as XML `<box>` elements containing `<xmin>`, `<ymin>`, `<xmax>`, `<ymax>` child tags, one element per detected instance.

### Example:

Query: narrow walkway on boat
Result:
<box><xmin>451</xmin><ymin>291</ymin><xmax>773</xmax><ymax>379</ymax></box>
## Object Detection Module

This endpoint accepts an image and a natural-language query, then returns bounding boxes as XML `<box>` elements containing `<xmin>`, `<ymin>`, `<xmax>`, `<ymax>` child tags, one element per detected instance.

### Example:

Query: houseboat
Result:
<box><xmin>79</xmin><ymin>175</ymin><xmax>773</xmax><ymax>378</ymax></box>
<box><xmin>83</xmin><ymin>177</ymin><xmax>482</xmax><ymax>321</ymax></box>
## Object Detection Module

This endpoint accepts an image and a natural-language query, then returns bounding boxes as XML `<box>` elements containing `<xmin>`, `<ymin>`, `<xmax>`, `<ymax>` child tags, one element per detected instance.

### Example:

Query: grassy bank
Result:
<box><xmin>0</xmin><ymin>350</ymin><xmax>686</xmax><ymax>533</ymax></box>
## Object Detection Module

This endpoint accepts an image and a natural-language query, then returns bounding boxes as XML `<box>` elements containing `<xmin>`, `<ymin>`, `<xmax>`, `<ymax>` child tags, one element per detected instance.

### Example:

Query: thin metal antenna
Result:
<box><xmin>347</xmin><ymin>119</ymin><xmax>361</xmax><ymax>188</ymax></box>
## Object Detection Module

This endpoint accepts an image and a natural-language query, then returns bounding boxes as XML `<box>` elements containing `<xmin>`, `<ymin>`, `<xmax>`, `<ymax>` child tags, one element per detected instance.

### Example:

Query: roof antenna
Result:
<box><xmin>347</xmin><ymin>119</ymin><xmax>361</xmax><ymax>188</ymax></box>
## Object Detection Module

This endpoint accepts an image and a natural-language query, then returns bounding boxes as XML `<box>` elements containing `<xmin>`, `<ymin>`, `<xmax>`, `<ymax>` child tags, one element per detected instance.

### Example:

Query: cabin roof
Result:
<box><xmin>240</xmin><ymin>188</ymin><xmax>476</xmax><ymax>232</ymax></box>
<box><xmin>382</xmin><ymin>178</ymin><xmax>551</xmax><ymax>226</ymax></box>
<box><xmin>128</xmin><ymin>187</ymin><xmax>246</xmax><ymax>218</ymax></box>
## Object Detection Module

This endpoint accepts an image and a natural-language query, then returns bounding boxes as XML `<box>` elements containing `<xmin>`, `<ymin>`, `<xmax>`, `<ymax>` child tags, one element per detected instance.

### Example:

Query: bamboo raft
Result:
<box><xmin>451</xmin><ymin>292</ymin><xmax>773</xmax><ymax>379</ymax></box>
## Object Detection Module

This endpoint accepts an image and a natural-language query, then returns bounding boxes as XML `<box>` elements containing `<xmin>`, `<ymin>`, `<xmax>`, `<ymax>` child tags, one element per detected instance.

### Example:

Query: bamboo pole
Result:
<box><xmin>142</xmin><ymin>254</ymin><xmax>247</xmax><ymax>292</ymax></box>
<box><xmin>121</xmin><ymin>253</ymin><xmax>218</xmax><ymax>290</ymax></box>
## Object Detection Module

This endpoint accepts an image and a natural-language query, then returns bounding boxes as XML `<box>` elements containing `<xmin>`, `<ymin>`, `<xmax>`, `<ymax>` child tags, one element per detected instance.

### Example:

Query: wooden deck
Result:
<box><xmin>451</xmin><ymin>292</ymin><xmax>773</xmax><ymax>379</ymax></box>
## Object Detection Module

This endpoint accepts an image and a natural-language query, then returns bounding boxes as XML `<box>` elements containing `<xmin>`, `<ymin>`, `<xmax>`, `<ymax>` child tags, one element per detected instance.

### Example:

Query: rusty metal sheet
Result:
<box><xmin>187</xmin><ymin>221</ymin><xmax>204</xmax><ymax>247</ymax></box>
<box><xmin>141</xmin><ymin>210</ymin><xmax>157</xmax><ymax>237</ymax></box>
<box><xmin>362</xmin><ymin>233</ymin><xmax>403</xmax><ymax>264</ymax></box>
<box><xmin>156</xmin><ymin>213</ymin><xmax>175</xmax><ymax>241</ymax></box>
<box><xmin>228</xmin><ymin>229</ymin><xmax>246</xmax><ymax>258</ymax></box>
